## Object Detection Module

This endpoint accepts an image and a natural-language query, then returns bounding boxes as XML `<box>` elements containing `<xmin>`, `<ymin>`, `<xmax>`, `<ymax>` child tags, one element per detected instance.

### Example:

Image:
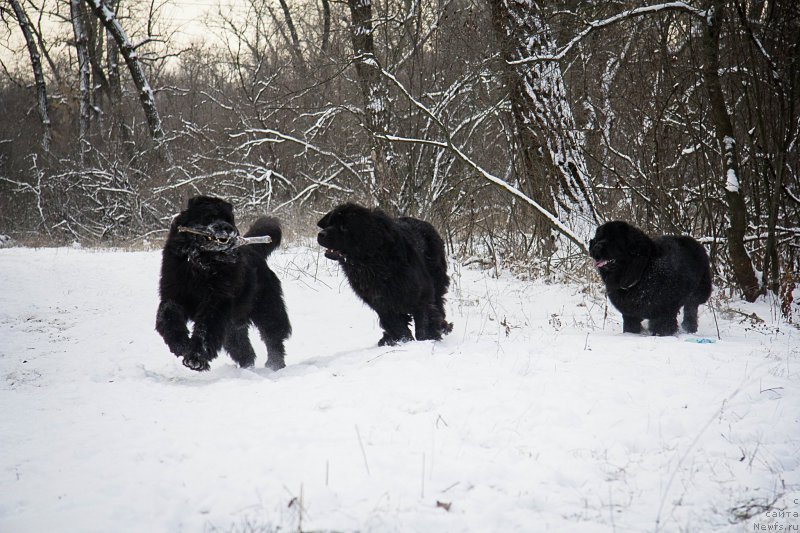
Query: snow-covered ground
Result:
<box><xmin>0</xmin><ymin>245</ymin><xmax>797</xmax><ymax>532</ymax></box>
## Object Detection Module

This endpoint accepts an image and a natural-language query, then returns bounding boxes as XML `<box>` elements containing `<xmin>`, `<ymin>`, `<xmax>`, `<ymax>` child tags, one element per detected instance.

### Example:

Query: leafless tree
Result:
<box><xmin>0</xmin><ymin>0</ymin><xmax>797</xmax><ymax>314</ymax></box>
<box><xmin>82</xmin><ymin>0</ymin><xmax>167</xmax><ymax>145</ymax></box>
<box><xmin>487</xmin><ymin>0</ymin><xmax>600</xmax><ymax>244</ymax></box>
<box><xmin>7</xmin><ymin>0</ymin><xmax>51</xmax><ymax>151</ymax></box>
<box><xmin>346</xmin><ymin>0</ymin><xmax>403</xmax><ymax>209</ymax></box>
<box><xmin>70</xmin><ymin>0</ymin><xmax>91</xmax><ymax>162</ymax></box>
<box><xmin>700</xmin><ymin>0</ymin><xmax>760</xmax><ymax>301</ymax></box>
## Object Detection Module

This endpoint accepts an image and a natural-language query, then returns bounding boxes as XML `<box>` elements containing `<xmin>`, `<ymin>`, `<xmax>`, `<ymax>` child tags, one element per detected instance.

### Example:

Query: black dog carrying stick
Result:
<box><xmin>177</xmin><ymin>226</ymin><xmax>272</xmax><ymax>249</ymax></box>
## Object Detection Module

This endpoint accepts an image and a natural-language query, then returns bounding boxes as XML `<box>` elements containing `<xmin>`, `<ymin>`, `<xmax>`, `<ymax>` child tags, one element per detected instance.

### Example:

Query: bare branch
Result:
<box><xmin>509</xmin><ymin>2</ymin><xmax>706</xmax><ymax>65</ymax></box>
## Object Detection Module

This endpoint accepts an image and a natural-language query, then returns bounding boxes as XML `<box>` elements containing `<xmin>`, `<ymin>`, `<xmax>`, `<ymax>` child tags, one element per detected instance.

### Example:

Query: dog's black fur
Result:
<box><xmin>589</xmin><ymin>221</ymin><xmax>712</xmax><ymax>336</ymax></box>
<box><xmin>156</xmin><ymin>196</ymin><xmax>291</xmax><ymax>371</ymax></box>
<box><xmin>317</xmin><ymin>203</ymin><xmax>452</xmax><ymax>346</ymax></box>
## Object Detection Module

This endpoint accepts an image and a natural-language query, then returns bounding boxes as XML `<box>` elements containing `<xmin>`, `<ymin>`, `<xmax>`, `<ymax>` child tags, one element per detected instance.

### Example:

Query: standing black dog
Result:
<box><xmin>589</xmin><ymin>220</ymin><xmax>712</xmax><ymax>336</ymax></box>
<box><xmin>317</xmin><ymin>203</ymin><xmax>452</xmax><ymax>346</ymax></box>
<box><xmin>156</xmin><ymin>196</ymin><xmax>291</xmax><ymax>371</ymax></box>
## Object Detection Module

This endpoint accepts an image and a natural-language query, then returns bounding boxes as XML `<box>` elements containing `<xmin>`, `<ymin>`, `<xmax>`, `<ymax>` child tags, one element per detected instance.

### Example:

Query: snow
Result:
<box><xmin>723</xmin><ymin>135</ymin><xmax>736</xmax><ymax>152</ymax></box>
<box><xmin>0</xmin><ymin>245</ymin><xmax>798</xmax><ymax>532</ymax></box>
<box><xmin>681</xmin><ymin>144</ymin><xmax>699</xmax><ymax>155</ymax></box>
<box><xmin>726</xmin><ymin>168</ymin><xmax>740</xmax><ymax>193</ymax></box>
<box><xmin>722</xmin><ymin>137</ymin><xmax>740</xmax><ymax>192</ymax></box>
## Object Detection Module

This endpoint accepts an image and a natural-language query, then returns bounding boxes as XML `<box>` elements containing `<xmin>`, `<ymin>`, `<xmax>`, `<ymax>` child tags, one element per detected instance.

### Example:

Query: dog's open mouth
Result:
<box><xmin>324</xmin><ymin>248</ymin><xmax>346</xmax><ymax>261</ymax></box>
<box><xmin>594</xmin><ymin>258</ymin><xmax>614</xmax><ymax>269</ymax></box>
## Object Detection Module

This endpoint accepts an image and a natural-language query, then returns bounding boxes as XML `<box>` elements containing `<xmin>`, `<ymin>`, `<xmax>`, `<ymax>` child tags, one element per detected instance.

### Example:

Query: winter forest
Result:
<box><xmin>2</xmin><ymin>1</ymin><xmax>800</xmax><ymax>531</ymax></box>
<box><xmin>0</xmin><ymin>0</ymin><xmax>797</xmax><ymax>304</ymax></box>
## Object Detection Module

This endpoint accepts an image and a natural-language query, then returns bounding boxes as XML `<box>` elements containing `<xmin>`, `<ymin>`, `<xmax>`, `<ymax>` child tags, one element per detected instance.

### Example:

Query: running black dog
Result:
<box><xmin>317</xmin><ymin>203</ymin><xmax>452</xmax><ymax>346</ymax></box>
<box><xmin>589</xmin><ymin>220</ymin><xmax>712</xmax><ymax>336</ymax></box>
<box><xmin>156</xmin><ymin>196</ymin><xmax>291</xmax><ymax>371</ymax></box>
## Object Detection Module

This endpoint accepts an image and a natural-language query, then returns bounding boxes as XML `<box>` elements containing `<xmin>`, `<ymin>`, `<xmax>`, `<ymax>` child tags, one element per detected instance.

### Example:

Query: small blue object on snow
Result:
<box><xmin>685</xmin><ymin>338</ymin><xmax>716</xmax><ymax>344</ymax></box>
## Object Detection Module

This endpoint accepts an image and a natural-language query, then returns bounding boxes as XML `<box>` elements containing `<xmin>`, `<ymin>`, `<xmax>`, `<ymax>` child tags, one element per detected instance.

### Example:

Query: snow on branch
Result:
<box><xmin>272</xmin><ymin>169</ymin><xmax>352</xmax><ymax>212</ymax></box>
<box><xmin>381</xmin><ymin>133</ymin><xmax>589</xmax><ymax>254</ymax></box>
<box><xmin>378</xmin><ymin>67</ymin><xmax>589</xmax><ymax>253</ymax></box>
<box><xmin>230</xmin><ymin>128</ymin><xmax>363</xmax><ymax>182</ymax></box>
<box><xmin>509</xmin><ymin>2</ymin><xmax>706</xmax><ymax>66</ymax></box>
<box><xmin>82</xmin><ymin>0</ymin><xmax>168</xmax><ymax>150</ymax></box>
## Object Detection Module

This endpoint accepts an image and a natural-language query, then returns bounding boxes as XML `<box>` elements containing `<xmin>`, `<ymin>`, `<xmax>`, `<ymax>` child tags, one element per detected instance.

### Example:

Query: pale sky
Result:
<box><xmin>2</xmin><ymin>0</ymin><xmax>249</xmax><ymax>69</ymax></box>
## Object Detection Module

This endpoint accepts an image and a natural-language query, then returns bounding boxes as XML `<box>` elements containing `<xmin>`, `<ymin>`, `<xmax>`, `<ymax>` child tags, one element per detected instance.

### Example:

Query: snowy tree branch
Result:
<box><xmin>509</xmin><ymin>2</ymin><xmax>706</xmax><ymax>65</ymax></box>
<box><xmin>82</xmin><ymin>0</ymin><xmax>169</xmax><ymax>152</ymax></box>
<box><xmin>378</xmin><ymin>133</ymin><xmax>589</xmax><ymax>254</ymax></box>
<box><xmin>379</xmin><ymin>67</ymin><xmax>590</xmax><ymax>254</ymax></box>
<box><xmin>230</xmin><ymin>128</ymin><xmax>363</xmax><ymax>183</ymax></box>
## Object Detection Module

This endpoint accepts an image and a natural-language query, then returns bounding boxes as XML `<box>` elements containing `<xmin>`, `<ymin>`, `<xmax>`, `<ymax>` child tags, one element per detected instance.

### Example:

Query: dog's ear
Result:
<box><xmin>220</xmin><ymin>200</ymin><xmax>235</xmax><ymax>224</ymax></box>
<box><xmin>621</xmin><ymin>227</ymin><xmax>655</xmax><ymax>289</ymax></box>
<box><xmin>187</xmin><ymin>195</ymin><xmax>204</xmax><ymax>209</ymax></box>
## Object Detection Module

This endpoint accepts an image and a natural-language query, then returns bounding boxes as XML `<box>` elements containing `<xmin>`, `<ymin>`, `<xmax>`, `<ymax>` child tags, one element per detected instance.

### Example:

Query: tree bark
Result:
<box><xmin>320</xmin><ymin>0</ymin><xmax>331</xmax><ymax>54</ymax></box>
<box><xmin>9</xmin><ymin>0</ymin><xmax>51</xmax><ymax>152</ymax></box>
<box><xmin>347</xmin><ymin>0</ymin><xmax>402</xmax><ymax>210</ymax></box>
<box><xmin>487</xmin><ymin>0</ymin><xmax>600</xmax><ymax>240</ymax></box>
<box><xmin>83</xmin><ymin>0</ymin><xmax>170</xmax><ymax>161</ymax></box>
<box><xmin>71</xmin><ymin>0</ymin><xmax>91</xmax><ymax>162</ymax></box>
<box><xmin>701</xmin><ymin>0</ymin><xmax>761</xmax><ymax>302</ymax></box>
<box><xmin>102</xmin><ymin>0</ymin><xmax>132</xmax><ymax>153</ymax></box>
<box><xmin>105</xmin><ymin>0</ymin><xmax>122</xmax><ymax>101</ymax></box>
<box><xmin>277</xmin><ymin>0</ymin><xmax>307</xmax><ymax>73</ymax></box>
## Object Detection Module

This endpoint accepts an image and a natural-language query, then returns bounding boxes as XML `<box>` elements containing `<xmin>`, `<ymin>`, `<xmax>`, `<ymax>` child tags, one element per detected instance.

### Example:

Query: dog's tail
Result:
<box><xmin>245</xmin><ymin>216</ymin><xmax>282</xmax><ymax>258</ymax></box>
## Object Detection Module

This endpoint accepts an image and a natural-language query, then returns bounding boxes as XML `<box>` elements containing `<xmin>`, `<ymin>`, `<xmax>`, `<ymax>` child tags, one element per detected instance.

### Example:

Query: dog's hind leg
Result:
<box><xmin>156</xmin><ymin>300</ymin><xmax>191</xmax><ymax>357</ymax></box>
<box><xmin>413</xmin><ymin>306</ymin><xmax>433</xmax><ymax>341</ymax></box>
<box><xmin>431</xmin><ymin>263</ymin><xmax>452</xmax><ymax>337</ymax></box>
<box><xmin>252</xmin><ymin>300</ymin><xmax>291</xmax><ymax>371</ymax></box>
<box><xmin>378</xmin><ymin>312</ymin><xmax>413</xmax><ymax>346</ymax></box>
<box><xmin>253</xmin><ymin>322</ymin><xmax>289</xmax><ymax>371</ymax></box>
<box><xmin>682</xmin><ymin>273</ymin><xmax>710</xmax><ymax>334</ymax></box>
<box><xmin>681</xmin><ymin>304</ymin><xmax>699</xmax><ymax>333</ymax></box>
<box><xmin>223</xmin><ymin>324</ymin><xmax>257</xmax><ymax>368</ymax></box>
<box><xmin>258</xmin><ymin>330</ymin><xmax>288</xmax><ymax>371</ymax></box>
<box><xmin>649</xmin><ymin>314</ymin><xmax>679</xmax><ymax>336</ymax></box>
<box><xmin>415</xmin><ymin>304</ymin><xmax>446</xmax><ymax>341</ymax></box>
<box><xmin>431</xmin><ymin>293</ymin><xmax>452</xmax><ymax>338</ymax></box>
<box><xmin>622</xmin><ymin>314</ymin><xmax>643</xmax><ymax>334</ymax></box>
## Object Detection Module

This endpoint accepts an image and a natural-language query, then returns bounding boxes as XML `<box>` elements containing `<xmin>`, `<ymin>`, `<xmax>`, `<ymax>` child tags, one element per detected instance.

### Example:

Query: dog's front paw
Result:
<box><xmin>182</xmin><ymin>353</ymin><xmax>211</xmax><ymax>372</ymax></box>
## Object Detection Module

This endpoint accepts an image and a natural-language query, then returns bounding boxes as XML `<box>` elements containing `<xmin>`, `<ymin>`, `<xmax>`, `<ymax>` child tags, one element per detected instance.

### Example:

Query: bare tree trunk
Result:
<box><xmin>763</xmin><ymin>152</ymin><xmax>785</xmax><ymax>293</ymax></box>
<box><xmin>71</xmin><ymin>0</ymin><xmax>91</xmax><ymax>163</ymax></box>
<box><xmin>103</xmin><ymin>0</ymin><xmax>131</xmax><ymax>153</ymax></box>
<box><xmin>320</xmin><ymin>0</ymin><xmax>331</xmax><ymax>54</ymax></box>
<box><xmin>105</xmin><ymin>0</ymin><xmax>121</xmax><ymax>100</ymax></box>
<box><xmin>277</xmin><ymin>0</ymin><xmax>307</xmax><ymax>73</ymax></box>
<box><xmin>25</xmin><ymin>2</ymin><xmax>64</xmax><ymax>88</ymax></box>
<box><xmin>82</xmin><ymin>0</ymin><xmax>170</xmax><ymax>161</ymax></box>
<box><xmin>701</xmin><ymin>0</ymin><xmax>760</xmax><ymax>302</ymax></box>
<box><xmin>347</xmin><ymin>0</ymin><xmax>402</xmax><ymax>210</ymax></box>
<box><xmin>487</xmin><ymin>0</ymin><xmax>600</xmax><ymax>241</ymax></box>
<box><xmin>84</xmin><ymin>8</ymin><xmax>110</xmax><ymax>112</ymax></box>
<box><xmin>9</xmin><ymin>0</ymin><xmax>51</xmax><ymax>152</ymax></box>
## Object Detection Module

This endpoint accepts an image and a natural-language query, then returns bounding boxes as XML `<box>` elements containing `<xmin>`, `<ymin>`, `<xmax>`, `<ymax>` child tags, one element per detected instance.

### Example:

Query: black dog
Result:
<box><xmin>317</xmin><ymin>203</ymin><xmax>452</xmax><ymax>346</ymax></box>
<box><xmin>156</xmin><ymin>196</ymin><xmax>291</xmax><ymax>371</ymax></box>
<box><xmin>589</xmin><ymin>220</ymin><xmax>712</xmax><ymax>336</ymax></box>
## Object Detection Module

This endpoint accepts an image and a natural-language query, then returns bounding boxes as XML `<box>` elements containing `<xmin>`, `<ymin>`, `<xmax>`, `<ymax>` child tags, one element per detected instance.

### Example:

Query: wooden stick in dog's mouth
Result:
<box><xmin>177</xmin><ymin>226</ymin><xmax>272</xmax><ymax>248</ymax></box>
